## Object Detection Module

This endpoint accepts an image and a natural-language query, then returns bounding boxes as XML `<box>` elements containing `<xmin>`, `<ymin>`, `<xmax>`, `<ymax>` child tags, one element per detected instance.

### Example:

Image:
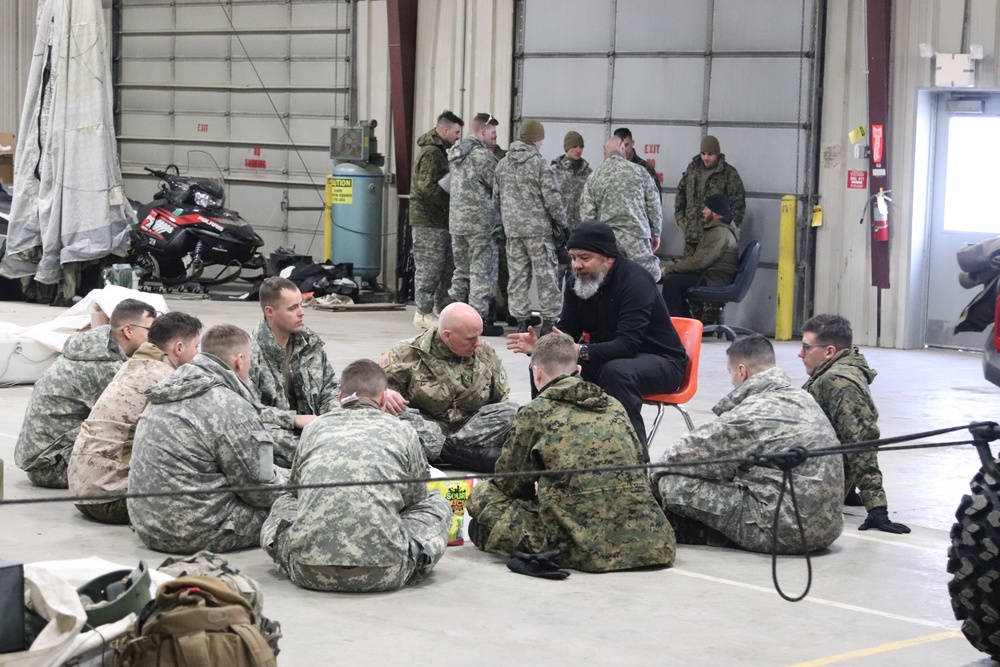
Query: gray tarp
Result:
<box><xmin>0</xmin><ymin>0</ymin><xmax>133</xmax><ymax>284</ymax></box>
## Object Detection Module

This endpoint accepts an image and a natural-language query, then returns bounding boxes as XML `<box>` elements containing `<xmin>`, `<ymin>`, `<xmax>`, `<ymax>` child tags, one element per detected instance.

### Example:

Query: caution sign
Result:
<box><xmin>329</xmin><ymin>178</ymin><xmax>353</xmax><ymax>204</ymax></box>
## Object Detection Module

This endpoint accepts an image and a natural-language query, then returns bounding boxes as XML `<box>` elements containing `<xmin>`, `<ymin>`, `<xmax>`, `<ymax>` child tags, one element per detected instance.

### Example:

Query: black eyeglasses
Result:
<box><xmin>800</xmin><ymin>342</ymin><xmax>823</xmax><ymax>352</ymax></box>
<box><xmin>127</xmin><ymin>324</ymin><xmax>151</xmax><ymax>331</ymax></box>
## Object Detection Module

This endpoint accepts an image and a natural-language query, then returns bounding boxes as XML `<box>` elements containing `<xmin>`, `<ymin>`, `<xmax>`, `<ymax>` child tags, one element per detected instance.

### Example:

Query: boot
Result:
<box><xmin>440</xmin><ymin>440</ymin><xmax>502</xmax><ymax>473</ymax></box>
<box><xmin>481</xmin><ymin>317</ymin><xmax>504</xmax><ymax>337</ymax></box>
<box><xmin>539</xmin><ymin>318</ymin><xmax>557</xmax><ymax>337</ymax></box>
<box><xmin>517</xmin><ymin>320</ymin><xmax>530</xmax><ymax>334</ymax></box>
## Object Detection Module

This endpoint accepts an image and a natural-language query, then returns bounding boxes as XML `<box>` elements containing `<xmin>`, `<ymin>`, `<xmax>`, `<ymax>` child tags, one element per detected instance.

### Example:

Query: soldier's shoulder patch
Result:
<box><xmin>379</xmin><ymin>352</ymin><xmax>391</xmax><ymax>368</ymax></box>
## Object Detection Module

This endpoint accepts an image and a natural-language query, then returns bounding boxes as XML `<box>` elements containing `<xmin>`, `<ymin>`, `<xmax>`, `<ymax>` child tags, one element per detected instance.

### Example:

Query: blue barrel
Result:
<box><xmin>328</xmin><ymin>162</ymin><xmax>383</xmax><ymax>280</ymax></box>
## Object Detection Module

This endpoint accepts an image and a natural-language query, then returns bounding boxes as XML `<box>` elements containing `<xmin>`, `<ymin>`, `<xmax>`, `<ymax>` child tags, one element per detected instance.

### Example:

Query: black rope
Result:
<box><xmin>0</xmin><ymin>424</ymin><xmax>989</xmax><ymax>508</ymax></box>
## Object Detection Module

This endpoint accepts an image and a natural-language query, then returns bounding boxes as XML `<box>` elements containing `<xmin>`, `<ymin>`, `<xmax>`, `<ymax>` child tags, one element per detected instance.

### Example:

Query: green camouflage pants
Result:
<box><xmin>844</xmin><ymin>451</ymin><xmax>888</xmax><ymax>510</ymax></box>
<box><xmin>466</xmin><ymin>480</ymin><xmax>554</xmax><ymax>556</ymax></box>
<box><xmin>412</xmin><ymin>226</ymin><xmax>454</xmax><ymax>314</ymax></box>
<box><xmin>76</xmin><ymin>499</ymin><xmax>130</xmax><ymax>525</ymax></box>
<box><xmin>261</xmin><ymin>493</ymin><xmax>451</xmax><ymax>593</ymax></box>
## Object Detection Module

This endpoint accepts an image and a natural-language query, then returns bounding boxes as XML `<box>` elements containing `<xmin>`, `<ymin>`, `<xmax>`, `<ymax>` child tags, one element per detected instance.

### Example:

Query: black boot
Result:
<box><xmin>517</xmin><ymin>320</ymin><xmax>530</xmax><ymax>334</ymax></box>
<box><xmin>440</xmin><ymin>440</ymin><xmax>502</xmax><ymax>473</ymax></box>
<box><xmin>482</xmin><ymin>317</ymin><xmax>504</xmax><ymax>337</ymax></box>
<box><xmin>539</xmin><ymin>318</ymin><xmax>557</xmax><ymax>337</ymax></box>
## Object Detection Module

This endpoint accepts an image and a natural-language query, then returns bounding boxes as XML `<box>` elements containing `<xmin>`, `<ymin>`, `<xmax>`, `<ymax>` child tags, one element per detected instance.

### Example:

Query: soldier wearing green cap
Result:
<box><xmin>675</xmin><ymin>134</ymin><xmax>746</xmax><ymax>258</ymax></box>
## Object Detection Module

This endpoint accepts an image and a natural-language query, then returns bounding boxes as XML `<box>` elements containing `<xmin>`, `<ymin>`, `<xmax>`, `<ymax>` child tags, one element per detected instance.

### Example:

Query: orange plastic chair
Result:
<box><xmin>644</xmin><ymin>317</ymin><xmax>703</xmax><ymax>441</ymax></box>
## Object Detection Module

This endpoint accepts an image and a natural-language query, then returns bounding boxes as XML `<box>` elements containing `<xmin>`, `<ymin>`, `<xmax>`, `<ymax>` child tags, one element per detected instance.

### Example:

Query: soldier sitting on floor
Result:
<box><xmin>467</xmin><ymin>332</ymin><xmax>676</xmax><ymax>572</ymax></box>
<box><xmin>650</xmin><ymin>335</ymin><xmax>844</xmax><ymax>554</ymax></box>
<box><xmin>129</xmin><ymin>324</ymin><xmax>286</xmax><ymax>553</ymax></box>
<box><xmin>68</xmin><ymin>311</ymin><xmax>203</xmax><ymax>525</ymax></box>
<box><xmin>260</xmin><ymin>359</ymin><xmax>451</xmax><ymax>593</ymax></box>
<box><xmin>381</xmin><ymin>302</ymin><xmax>517</xmax><ymax>473</ymax></box>
<box><xmin>15</xmin><ymin>298</ymin><xmax>157</xmax><ymax>489</ymax></box>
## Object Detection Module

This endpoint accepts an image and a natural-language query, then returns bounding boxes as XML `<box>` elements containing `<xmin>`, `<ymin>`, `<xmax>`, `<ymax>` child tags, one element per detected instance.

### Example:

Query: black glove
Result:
<box><xmin>858</xmin><ymin>506</ymin><xmax>911</xmax><ymax>534</ymax></box>
<box><xmin>507</xmin><ymin>549</ymin><xmax>570</xmax><ymax>580</ymax></box>
<box><xmin>556</xmin><ymin>244</ymin><xmax>571</xmax><ymax>265</ymax></box>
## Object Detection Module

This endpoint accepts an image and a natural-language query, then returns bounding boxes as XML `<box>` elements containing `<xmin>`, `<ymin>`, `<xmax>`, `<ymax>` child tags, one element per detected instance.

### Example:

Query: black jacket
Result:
<box><xmin>559</xmin><ymin>257</ymin><xmax>688</xmax><ymax>367</ymax></box>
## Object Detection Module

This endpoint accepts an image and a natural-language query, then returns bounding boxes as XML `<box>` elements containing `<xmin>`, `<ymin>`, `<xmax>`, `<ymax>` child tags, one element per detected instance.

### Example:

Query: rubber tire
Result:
<box><xmin>947</xmin><ymin>465</ymin><xmax>1000</xmax><ymax>660</ymax></box>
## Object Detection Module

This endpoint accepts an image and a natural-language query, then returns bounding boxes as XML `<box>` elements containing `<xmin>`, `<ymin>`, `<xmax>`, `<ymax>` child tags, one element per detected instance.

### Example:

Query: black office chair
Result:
<box><xmin>685</xmin><ymin>241</ymin><xmax>761</xmax><ymax>341</ymax></box>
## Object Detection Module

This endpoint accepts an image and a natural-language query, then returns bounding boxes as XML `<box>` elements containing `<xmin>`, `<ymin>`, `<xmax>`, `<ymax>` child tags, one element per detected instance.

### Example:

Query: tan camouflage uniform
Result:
<box><xmin>381</xmin><ymin>328</ymin><xmax>516</xmax><ymax>462</ymax></box>
<box><xmin>129</xmin><ymin>353</ymin><xmax>285</xmax><ymax>553</ymax></box>
<box><xmin>494</xmin><ymin>140</ymin><xmax>567</xmax><ymax>321</ymax></box>
<box><xmin>651</xmin><ymin>366</ymin><xmax>844</xmax><ymax>554</ymax></box>
<box><xmin>67</xmin><ymin>342</ymin><xmax>175</xmax><ymax>524</ymax></box>
<box><xmin>410</xmin><ymin>128</ymin><xmax>455</xmax><ymax>315</ymax></box>
<box><xmin>250</xmin><ymin>319</ymin><xmax>340</xmax><ymax>465</ymax></box>
<box><xmin>448</xmin><ymin>136</ymin><xmax>500</xmax><ymax>318</ymax></box>
<box><xmin>468</xmin><ymin>375</ymin><xmax>675</xmax><ymax>571</ymax></box>
<box><xmin>14</xmin><ymin>325</ymin><xmax>126</xmax><ymax>489</ymax></box>
<box><xmin>260</xmin><ymin>396</ymin><xmax>451</xmax><ymax>592</ymax></box>
<box><xmin>803</xmin><ymin>348</ymin><xmax>888</xmax><ymax>511</ymax></box>
<box><xmin>579</xmin><ymin>152</ymin><xmax>663</xmax><ymax>280</ymax></box>
<box><xmin>674</xmin><ymin>152</ymin><xmax>746</xmax><ymax>256</ymax></box>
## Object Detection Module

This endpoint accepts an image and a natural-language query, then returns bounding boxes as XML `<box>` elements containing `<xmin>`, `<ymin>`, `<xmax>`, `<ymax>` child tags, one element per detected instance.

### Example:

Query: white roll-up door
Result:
<box><xmin>113</xmin><ymin>0</ymin><xmax>353</xmax><ymax>259</ymax></box>
<box><xmin>515</xmin><ymin>0</ymin><xmax>822</xmax><ymax>334</ymax></box>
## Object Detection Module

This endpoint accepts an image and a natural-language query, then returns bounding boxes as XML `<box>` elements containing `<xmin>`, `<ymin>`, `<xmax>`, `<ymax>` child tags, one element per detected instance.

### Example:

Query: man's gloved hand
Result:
<box><xmin>556</xmin><ymin>244</ymin><xmax>571</xmax><ymax>265</ymax></box>
<box><xmin>858</xmin><ymin>506</ymin><xmax>911</xmax><ymax>534</ymax></box>
<box><xmin>507</xmin><ymin>549</ymin><xmax>570</xmax><ymax>580</ymax></box>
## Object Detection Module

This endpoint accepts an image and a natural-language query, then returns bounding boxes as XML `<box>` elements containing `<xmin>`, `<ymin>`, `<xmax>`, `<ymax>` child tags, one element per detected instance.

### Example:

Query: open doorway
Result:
<box><xmin>924</xmin><ymin>94</ymin><xmax>1000</xmax><ymax>349</ymax></box>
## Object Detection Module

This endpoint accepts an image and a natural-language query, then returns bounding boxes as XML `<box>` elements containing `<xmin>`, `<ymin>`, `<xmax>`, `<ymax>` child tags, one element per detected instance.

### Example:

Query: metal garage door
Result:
<box><xmin>514</xmin><ymin>0</ymin><xmax>822</xmax><ymax>335</ymax></box>
<box><xmin>112</xmin><ymin>0</ymin><xmax>353</xmax><ymax>260</ymax></box>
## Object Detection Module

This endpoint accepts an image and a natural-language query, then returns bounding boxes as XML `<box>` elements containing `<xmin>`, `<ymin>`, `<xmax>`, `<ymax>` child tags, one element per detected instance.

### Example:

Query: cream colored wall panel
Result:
<box><xmin>0</xmin><ymin>0</ymin><xmax>39</xmax><ymax>137</ymax></box>
<box><xmin>813</xmin><ymin>1</ymin><xmax>880</xmax><ymax>345</ymax></box>
<box><xmin>413</xmin><ymin>0</ymin><xmax>514</xmax><ymax>150</ymax></box>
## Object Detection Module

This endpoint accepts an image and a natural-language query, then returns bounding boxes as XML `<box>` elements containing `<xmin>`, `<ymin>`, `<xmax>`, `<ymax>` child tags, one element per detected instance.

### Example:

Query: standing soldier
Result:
<box><xmin>613</xmin><ymin>127</ymin><xmax>661</xmax><ymax>193</ymax></box>
<box><xmin>579</xmin><ymin>136</ymin><xmax>663</xmax><ymax>281</ymax></box>
<box><xmin>448</xmin><ymin>113</ymin><xmax>503</xmax><ymax>336</ymax></box>
<box><xmin>551</xmin><ymin>131</ymin><xmax>592</xmax><ymax>231</ymax></box>
<box><xmin>494</xmin><ymin>120</ymin><xmax>568</xmax><ymax>336</ymax></box>
<box><xmin>409</xmin><ymin>110</ymin><xmax>464</xmax><ymax>329</ymax></box>
<box><xmin>674</xmin><ymin>135</ymin><xmax>746</xmax><ymax>257</ymax></box>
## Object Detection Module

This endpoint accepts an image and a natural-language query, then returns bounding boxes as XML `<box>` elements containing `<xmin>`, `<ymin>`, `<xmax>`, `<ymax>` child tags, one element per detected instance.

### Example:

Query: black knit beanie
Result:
<box><xmin>567</xmin><ymin>221</ymin><xmax>620</xmax><ymax>258</ymax></box>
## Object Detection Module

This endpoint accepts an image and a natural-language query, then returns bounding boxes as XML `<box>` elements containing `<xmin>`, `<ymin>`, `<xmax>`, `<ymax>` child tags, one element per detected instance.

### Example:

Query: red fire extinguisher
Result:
<box><xmin>872</xmin><ymin>188</ymin><xmax>890</xmax><ymax>242</ymax></box>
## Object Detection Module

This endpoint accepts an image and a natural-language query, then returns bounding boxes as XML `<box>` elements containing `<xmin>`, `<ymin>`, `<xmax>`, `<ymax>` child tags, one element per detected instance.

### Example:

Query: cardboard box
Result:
<box><xmin>0</xmin><ymin>132</ymin><xmax>14</xmax><ymax>187</ymax></box>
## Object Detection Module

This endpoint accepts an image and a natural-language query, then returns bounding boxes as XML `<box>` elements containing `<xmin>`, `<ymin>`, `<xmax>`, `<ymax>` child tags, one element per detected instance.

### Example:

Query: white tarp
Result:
<box><xmin>0</xmin><ymin>0</ymin><xmax>134</xmax><ymax>284</ymax></box>
<box><xmin>0</xmin><ymin>285</ymin><xmax>167</xmax><ymax>385</ymax></box>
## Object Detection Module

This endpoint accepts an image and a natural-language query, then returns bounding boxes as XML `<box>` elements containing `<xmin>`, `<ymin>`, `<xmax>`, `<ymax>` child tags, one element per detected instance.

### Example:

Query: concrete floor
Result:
<box><xmin>1</xmin><ymin>297</ymin><xmax>997</xmax><ymax>666</ymax></box>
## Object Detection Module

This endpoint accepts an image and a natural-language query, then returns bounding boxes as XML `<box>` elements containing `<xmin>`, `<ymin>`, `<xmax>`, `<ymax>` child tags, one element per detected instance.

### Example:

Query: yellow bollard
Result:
<box><xmin>324</xmin><ymin>175</ymin><xmax>334</xmax><ymax>262</ymax></box>
<box><xmin>775</xmin><ymin>195</ymin><xmax>797</xmax><ymax>340</ymax></box>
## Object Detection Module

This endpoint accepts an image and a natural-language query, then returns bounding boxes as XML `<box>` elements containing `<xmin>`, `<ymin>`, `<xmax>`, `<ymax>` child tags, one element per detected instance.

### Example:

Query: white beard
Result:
<box><xmin>572</xmin><ymin>266</ymin><xmax>609</xmax><ymax>300</ymax></box>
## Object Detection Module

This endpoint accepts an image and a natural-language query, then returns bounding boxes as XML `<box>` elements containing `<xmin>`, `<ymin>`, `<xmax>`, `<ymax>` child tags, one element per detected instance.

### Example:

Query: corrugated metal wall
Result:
<box><xmin>0</xmin><ymin>0</ymin><xmax>39</xmax><ymax>135</ymax></box>
<box><xmin>815</xmin><ymin>0</ymin><xmax>1000</xmax><ymax>348</ymax></box>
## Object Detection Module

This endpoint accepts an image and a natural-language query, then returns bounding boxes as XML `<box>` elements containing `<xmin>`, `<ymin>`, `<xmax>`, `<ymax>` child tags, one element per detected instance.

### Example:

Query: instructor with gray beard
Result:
<box><xmin>507</xmin><ymin>221</ymin><xmax>688</xmax><ymax>460</ymax></box>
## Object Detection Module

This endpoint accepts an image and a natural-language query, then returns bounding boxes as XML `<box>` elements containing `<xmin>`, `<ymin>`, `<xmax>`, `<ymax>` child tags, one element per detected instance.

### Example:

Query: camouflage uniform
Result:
<box><xmin>651</xmin><ymin>366</ymin><xmax>844</xmax><ymax>554</ymax></box>
<box><xmin>579</xmin><ymin>152</ymin><xmax>663</xmax><ymax>280</ymax></box>
<box><xmin>551</xmin><ymin>155</ymin><xmax>592</xmax><ymax>231</ymax></box>
<box><xmin>14</xmin><ymin>325</ymin><xmax>126</xmax><ymax>489</ymax></box>
<box><xmin>448</xmin><ymin>136</ymin><xmax>500</xmax><ymax>318</ymax></box>
<box><xmin>630</xmin><ymin>152</ymin><xmax>661</xmax><ymax>194</ymax></box>
<box><xmin>661</xmin><ymin>218</ymin><xmax>739</xmax><ymax>318</ymax></box>
<box><xmin>494</xmin><ymin>140</ymin><xmax>567</xmax><ymax>321</ymax></box>
<box><xmin>129</xmin><ymin>353</ymin><xmax>285</xmax><ymax>553</ymax></box>
<box><xmin>250</xmin><ymin>319</ymin><xmax>340</xmax><ymax>465</ymax></box>
<box><xmin>260</xmin><ymin>397</ymin><xmax>451</xmax><ymax>592</ymax></box>
<box><xmin>381</xmin><ymin>328</ymin><xmax>516</xmax><ymax>465</ymax></box>
<box><xmin>410</xmin><ymin>128</ymin><xmax>455</xmax><ymax>315</ymax></box>
<box><xmin>675</xmin><ymin>153</ymin><xmax>746</xmax><ymax>256</ymax></box>
<box><xmin>803</xmin><ymin>348</ymin><xmax>887</xmax><ymax>511</ymax></box>
<box><xmin>68</xmin><ymin>342</ymin><xmax>175</xmax><ymax>524</ymax></box>
<box><xmin>468</xmin><ymin>375</ymin><xmax>675</xmax><ymax>571</ymax></box>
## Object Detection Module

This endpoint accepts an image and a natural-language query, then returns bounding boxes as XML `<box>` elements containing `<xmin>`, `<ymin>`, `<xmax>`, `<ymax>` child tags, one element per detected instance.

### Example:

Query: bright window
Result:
<box><xmin>944</xmin><ymin>116</ymin><xmax>1000</xmax><ymax>233</ymax></box>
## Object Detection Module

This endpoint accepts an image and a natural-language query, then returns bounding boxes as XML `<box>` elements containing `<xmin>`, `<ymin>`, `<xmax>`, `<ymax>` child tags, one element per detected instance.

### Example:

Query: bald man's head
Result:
<box><xmin>437</xmin><ymin>302</ymin><xmax>483</xmax><ymax>357</ymax></box>
<box><xmin>604</xmin><ymin>136</ymin><xmax>625</xmax><ymax>158</ymax></box>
